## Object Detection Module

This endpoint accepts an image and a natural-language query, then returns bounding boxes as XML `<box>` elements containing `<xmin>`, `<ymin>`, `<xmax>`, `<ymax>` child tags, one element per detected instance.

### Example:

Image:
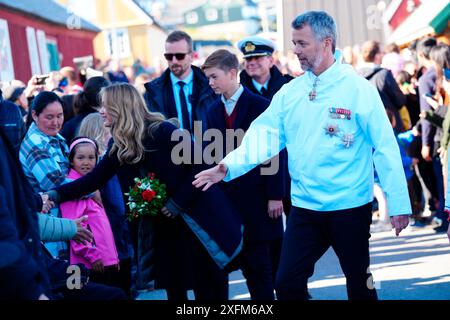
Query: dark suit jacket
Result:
<box><xmin>240</xmin><ymin>66</ymin><xmax>293</xmax><ymax>203</ymax></box>
<box><xmin>144</xmin><ymin>66</ymin><xmax>219</xmax><ymax>133</ymax></box>
<box><xmin>205</xmin><ymin>87</ymin><xmax>285</xmax><ymax>244</ymax></box>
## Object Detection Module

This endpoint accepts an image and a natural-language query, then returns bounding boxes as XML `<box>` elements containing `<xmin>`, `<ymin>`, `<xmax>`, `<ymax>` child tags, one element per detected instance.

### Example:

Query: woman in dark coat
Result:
<box><xmin>48</xmin><ymin>83</ymin><xmax>242</xmax><ymax>301</ymax></box>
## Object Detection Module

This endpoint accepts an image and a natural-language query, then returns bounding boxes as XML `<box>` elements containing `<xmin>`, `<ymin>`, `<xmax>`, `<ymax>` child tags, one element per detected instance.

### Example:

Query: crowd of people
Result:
<box><xmin>0</xmin><ymin>10</ymin><xmax>449</xmax><ymax>301</ymax></box>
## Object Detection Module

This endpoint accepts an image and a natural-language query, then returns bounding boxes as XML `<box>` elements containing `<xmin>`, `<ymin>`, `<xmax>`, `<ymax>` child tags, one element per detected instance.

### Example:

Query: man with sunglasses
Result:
<box><xmin>144</xmin><ymin>31</ymin><xmax>218</xmax><ymax>134</ymax></box>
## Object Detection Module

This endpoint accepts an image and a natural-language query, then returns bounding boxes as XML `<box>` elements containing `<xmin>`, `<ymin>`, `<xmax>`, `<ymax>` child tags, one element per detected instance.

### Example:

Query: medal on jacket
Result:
<box><xmin>324</xmin><ymin>123</ymin><xmax>340</xmax><ymax>137</ymax></box>
<box><xmin>341</xmin><ymin>133</ymin><xmax>354</xmax><ymax>148</ymax></box>
<box><xmin>329</xmin><ymin>107</ymin><xmax>351</xmax><ymax>120</ymax></box>
<box><xmin>309</xmin><ymin>77</ymin><xmax>319</xmax><ymax>101</ymax></box>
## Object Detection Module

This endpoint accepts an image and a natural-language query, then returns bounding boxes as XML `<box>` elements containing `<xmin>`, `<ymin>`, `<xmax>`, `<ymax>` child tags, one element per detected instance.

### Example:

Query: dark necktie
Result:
<box><xmin>260</xmin><ymin>87</ymin><xmax>268</xmax><ymax>98</ymax></box>
<box><xmin>177</xmin><ymin>81</ymin><xmax>191</xmax><ymax>132</ymax></box>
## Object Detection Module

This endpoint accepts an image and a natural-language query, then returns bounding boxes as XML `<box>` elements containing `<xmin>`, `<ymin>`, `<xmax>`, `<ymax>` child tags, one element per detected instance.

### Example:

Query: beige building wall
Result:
<box><xmin>57</xmin><ymin>0</ymin><xmax>167</xmax><ymax>68</ymax></box>
<box><xmin>281</xmin><ymin>0</ymin><xmax>387</xmax><ymax>54</ymax></box>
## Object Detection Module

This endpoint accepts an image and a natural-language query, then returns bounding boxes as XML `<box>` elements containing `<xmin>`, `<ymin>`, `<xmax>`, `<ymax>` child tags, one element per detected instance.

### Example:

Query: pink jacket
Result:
<box><xmin>60</xmin><ymin>169</ymin><xmax>119</xmax><ymax>269</ymax></box>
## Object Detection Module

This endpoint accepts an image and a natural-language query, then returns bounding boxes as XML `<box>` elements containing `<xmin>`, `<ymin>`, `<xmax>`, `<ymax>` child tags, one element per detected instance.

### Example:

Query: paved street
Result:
<box><xmin>137</xmin><ymin>224</ymin><xmax>450</xmax><ymax>300</ymax></box>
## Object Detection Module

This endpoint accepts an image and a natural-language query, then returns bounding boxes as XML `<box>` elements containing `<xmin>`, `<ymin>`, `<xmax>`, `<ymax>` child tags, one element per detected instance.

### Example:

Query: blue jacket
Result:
<box><xmin>396</xmin><ymin>130</ymin><xmax>416</xmax><ymax>180</ymax></box>
<box><xmin>205</xmin><ymin>87</ymin><xmax>285</xmax><ymax>243</ymax></box>
<box><xmin>0</xmin><ymin>90</ymin><xmax>26</xmax><ymax>152</ymax></box>
<box><xmin>99</xmin><ymin>174</ymin><xmax>133</xmax><ymax>260</ymax></box>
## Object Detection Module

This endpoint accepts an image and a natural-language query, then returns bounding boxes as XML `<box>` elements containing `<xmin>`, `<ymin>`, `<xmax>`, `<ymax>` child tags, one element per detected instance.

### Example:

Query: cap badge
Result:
<box><xmin>244</xmin><ymin>42</ymin><xmax>256</xmax><ymax>53</ymax></box>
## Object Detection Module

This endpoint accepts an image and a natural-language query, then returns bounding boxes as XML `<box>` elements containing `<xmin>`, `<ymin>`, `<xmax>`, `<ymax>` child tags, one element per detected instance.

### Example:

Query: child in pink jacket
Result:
<box><xmin>60</xmin><ymin>137</ymin><xmax>120</xmax><ymax>288</ymax></box>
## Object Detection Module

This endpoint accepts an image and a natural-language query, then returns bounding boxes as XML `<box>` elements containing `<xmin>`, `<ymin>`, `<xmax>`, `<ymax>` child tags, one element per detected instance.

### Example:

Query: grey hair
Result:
<box><xmin>291</xmin><ymin>11</ymin><xmax>337</xmax><ymax>53</ymax></box>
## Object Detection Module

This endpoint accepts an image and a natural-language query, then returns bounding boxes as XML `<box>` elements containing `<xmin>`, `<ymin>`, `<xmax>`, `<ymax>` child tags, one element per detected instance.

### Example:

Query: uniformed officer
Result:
<box><xmin>193</xmin><ymin>11</ymin><xmax>411</xmax><ymax>300</ymax></box>
<box><xmin>237</xmin><ymin>36</ymin><xmax>293</xmax><ymax>101</ymax></box>
<box><xmin>237</xmin><ymin>36</ymin><xmax>294</xmax><ymax>282</ymax></box>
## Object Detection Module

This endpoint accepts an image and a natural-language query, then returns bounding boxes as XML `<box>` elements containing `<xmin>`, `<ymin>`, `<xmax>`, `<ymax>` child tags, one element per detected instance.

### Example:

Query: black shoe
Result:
<box><xmin>433</xmin><ymin>225</ymin><xmax>448</xmax><ymax>233</ymax></box>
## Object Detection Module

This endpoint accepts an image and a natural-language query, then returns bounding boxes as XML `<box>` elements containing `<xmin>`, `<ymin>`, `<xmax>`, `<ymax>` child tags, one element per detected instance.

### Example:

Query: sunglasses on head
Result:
<box><xmin>164</xmin><ymin>52</ymin><xmax>190</xmax><ymax>61</ymax></box>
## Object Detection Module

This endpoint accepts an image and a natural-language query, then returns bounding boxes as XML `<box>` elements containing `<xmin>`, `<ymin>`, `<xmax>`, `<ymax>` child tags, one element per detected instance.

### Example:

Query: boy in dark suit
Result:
<box><xmin>201</xmin><ymin>49</ymin><xmax>286</xmax><ymax>300</ymax></box>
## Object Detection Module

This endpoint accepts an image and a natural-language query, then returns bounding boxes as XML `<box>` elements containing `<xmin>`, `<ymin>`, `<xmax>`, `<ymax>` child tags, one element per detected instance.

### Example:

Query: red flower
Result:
<box><xmin>148</xmin><ymin>172</ymin><xmax>156</xmax><ymax>179</ymax></box>
<box><xmin>142</xmin><ymin>189</ymin><xmax>156</xmax><ymax>201</ymax></box>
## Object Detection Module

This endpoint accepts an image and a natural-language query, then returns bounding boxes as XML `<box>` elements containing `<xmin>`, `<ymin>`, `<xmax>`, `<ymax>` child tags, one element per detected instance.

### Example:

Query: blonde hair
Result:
<box><xmin>78</xmin><ymin>113</ymin><xmax>109</xmax><ymax>156</ymax></box>
<box><xmin>100</xmin><ymin>83</ymin><xmax>165</xmax><ymax>165</ymax></box>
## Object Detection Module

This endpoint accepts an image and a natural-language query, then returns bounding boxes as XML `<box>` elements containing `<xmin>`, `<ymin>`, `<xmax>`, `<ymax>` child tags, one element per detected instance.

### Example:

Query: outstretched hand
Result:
<box><xmin>192</xmin><ymin>163</ymin><xmax>228</xmax><ymax>191</ymax></box>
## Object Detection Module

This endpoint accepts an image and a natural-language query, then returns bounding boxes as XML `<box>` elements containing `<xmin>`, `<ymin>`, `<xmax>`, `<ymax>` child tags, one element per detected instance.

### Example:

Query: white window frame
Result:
<box><xmin>205</xmin><ymin>8</ymin><xmax>218</xmax><ymax>21</ymax></box>
<box><xmin>105</xmin><ymin>28</ymin><xmax>131</xmax><ymax>59</ymax></box>
<box><xmin>36</xmin><ymin>30</ymin><xmax>50</xmax><ymax>74</ymax></box>
<box><xmin>186</xmin><ymin>11</ymin><xmax>199</xmax><ymax>24</ymax></box>
<box><xmin>26</xmin><ymin>27</ymin><xmax>42</xmax><ymax>75</ymax></box>
<box><xmin>0</xmin><ymin>19</ymin><xmax>14</xmax><ymax>81</ymax></box>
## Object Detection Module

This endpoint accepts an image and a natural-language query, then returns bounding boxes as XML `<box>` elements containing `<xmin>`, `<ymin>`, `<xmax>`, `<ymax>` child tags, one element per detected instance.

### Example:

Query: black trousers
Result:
<box><xmin>240</xmin><ymin>242</ymin><xmax>275</xmax><ymax>300</ymax></box>
<box><xmin>275</xmin><ymin>203</ymin><xmax>378</xmax><ymax>300</ymax></box>
<box><xmin>165</xmin><ymin>269</ymin><xmax>229</xmax><ymax>301</ymax></box>
<box><xmin>165</xmin><ymin>243</ymin><xmax>229</xmax><ymax>302</ymax></box>
<box><xmin>90</xmin><ymin>264</ymin><xmax>122</xmax><ymax>290</ymax></box>
<box><xmin>59</xmin><ymin>281</ymin><xmax>127</xmax><ymax>300</ymax></box>
<box><xmin>89</xmin><ymin>259</ymin><xmax>132</xmax><ymax>298</ymax></box>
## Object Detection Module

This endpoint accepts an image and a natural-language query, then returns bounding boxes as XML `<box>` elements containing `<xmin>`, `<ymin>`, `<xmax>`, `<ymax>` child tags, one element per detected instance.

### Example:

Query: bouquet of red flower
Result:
<box><xmin>125</xmin><ymin>173</ymin><xmax>167</xmax><ymax>221</ymax></box>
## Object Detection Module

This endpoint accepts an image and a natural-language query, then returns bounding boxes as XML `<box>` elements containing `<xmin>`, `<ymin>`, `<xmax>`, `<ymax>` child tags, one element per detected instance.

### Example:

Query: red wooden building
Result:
<box><xmin>0</xmin><ymin>0</ymin><xmax>100</xmax><ymax>82</ymax></box>
<box><xmin>384</xmin><ymin>0</ymin><xmax>450</xmax><ymax>46</ymax></box>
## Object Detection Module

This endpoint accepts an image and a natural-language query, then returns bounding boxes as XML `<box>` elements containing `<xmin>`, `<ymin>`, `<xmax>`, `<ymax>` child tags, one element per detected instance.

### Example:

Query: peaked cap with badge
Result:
<box><xmin>237</xmin><ymin>36</ymin><xmax>276</xmax><ymax>58</ymax></box>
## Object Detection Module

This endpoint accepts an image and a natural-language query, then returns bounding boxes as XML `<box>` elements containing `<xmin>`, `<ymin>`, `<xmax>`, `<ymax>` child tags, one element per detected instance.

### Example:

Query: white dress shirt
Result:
<box><xmin>221</xmin><ymin>85</ymin><xmax>244</xmax><ymax>116</ymax></box>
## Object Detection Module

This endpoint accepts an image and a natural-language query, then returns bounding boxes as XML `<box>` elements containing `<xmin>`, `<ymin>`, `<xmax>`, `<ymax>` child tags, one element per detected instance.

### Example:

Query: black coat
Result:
<box><xmin>205</xmin><ymin>88</ymin><xmax>285</xmax><ymax>244</ymax></box>
<box><xmin>144</xmin><ymin>66</ymin><xmax>219</xmax><ymax>134</ymax></box>
<box><xmin>357</xmin><ymin>67</ymin><xmax>406</xmax><ymax>132</ymax></box>
<box><xmin>53</xmin><ymin>121</ymin><xmax>243</xmax><ymax>290</ymax></box>
<box><xmin>0</xmin><ymin>126</ymin><xmax>50</xmax><ymax>299</ymax></box>
<box><xmin>240</xmin><ymin>66</ymin><xmax>293</xmax><ymax>203</ymax></box>
<box><xmin>239</xmin><ymin>66</ymin><xmax>293</xmax><ymax>101</ymax></box>
<box><xmin>418</xmin><ymin>66</ymin><xmax>438</xmax><ymax>149</ymax></box>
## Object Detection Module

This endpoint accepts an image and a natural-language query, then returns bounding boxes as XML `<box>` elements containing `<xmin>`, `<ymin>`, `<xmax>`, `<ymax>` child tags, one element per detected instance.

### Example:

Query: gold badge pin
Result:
<box><xmin>244</xmin><ymin>42</ymin><xmax>256</xmax><ymax>53</ymax></box>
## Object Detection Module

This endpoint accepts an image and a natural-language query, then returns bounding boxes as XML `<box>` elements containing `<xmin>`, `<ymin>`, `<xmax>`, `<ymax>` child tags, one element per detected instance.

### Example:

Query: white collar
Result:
<box><xmin>221</xmin><ymin>85</ymin><xmax>244</xmax><ymax>105</ymax></box>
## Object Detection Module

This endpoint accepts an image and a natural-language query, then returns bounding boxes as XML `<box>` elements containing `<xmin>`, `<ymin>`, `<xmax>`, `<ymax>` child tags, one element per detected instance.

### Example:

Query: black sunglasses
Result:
<box><xmin>164</xmin><ymin>52</ymin><xmax>191</xmax><ymax>61</ymax></box>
